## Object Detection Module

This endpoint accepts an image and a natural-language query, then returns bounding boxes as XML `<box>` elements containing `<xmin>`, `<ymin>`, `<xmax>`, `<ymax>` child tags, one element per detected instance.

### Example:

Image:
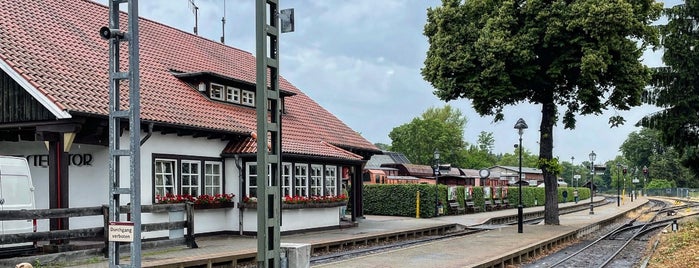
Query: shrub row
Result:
<box><xmin>362</xmin><ymin>184</ymin><xmax>591</xmax><ymax>218</ymax></box>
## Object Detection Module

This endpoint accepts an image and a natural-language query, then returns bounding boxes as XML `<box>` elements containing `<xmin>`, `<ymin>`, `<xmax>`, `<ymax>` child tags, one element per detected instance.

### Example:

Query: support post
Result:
<box><xmin>104</xmin><ymin>0</ymin><xmax>141</xmax><ymax>266</ymax></box>
<box><xmin>256</xmin><ymin>1</ymin><xmax>282</xmax><ymax>266</ymax></box>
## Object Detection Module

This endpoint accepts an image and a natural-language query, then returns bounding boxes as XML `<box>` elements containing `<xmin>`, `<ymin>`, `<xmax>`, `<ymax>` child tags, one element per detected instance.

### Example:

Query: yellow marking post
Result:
<box><xmin>416</xmin><ymin>191</ymin><xmax>420</xmax><ymax>218</ymax></box>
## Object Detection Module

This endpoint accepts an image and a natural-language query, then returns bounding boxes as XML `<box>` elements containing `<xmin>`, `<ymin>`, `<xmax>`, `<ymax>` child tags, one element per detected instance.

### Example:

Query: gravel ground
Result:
<box><xmin>520</xmin><ymin>202</ymin><xmax>672</xmax><ymax>268</ymax></box>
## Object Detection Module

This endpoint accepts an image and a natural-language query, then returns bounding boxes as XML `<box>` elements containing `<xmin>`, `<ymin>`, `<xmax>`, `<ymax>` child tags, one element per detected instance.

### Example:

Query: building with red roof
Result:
<box><xmin>0</xmin><ymin>0</ymin><xmax>379</xmax><ymax>237</ymax></box>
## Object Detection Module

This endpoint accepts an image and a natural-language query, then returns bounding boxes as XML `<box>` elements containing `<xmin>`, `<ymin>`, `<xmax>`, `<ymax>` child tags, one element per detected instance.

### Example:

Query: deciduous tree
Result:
<box><xmin>423</xmin><ymin>0</ymin><xmax>661</xmax><ymax>224</ymax></box>
<box><xmin>389</xmin><ymin>105</ymin><xmax>467</xmax><ymax>165</ymax></box>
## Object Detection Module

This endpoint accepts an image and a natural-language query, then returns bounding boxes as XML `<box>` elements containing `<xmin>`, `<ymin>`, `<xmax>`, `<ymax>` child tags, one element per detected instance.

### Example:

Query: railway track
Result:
<box><xmin>537</xmin><ymin>199</ymin><xmax>699</xmax><ymax>268</ymax></box>
<box><xmin>309</xmin><ymin>200</ymin><xmax>611</xmax><ymax>266</ymax></box>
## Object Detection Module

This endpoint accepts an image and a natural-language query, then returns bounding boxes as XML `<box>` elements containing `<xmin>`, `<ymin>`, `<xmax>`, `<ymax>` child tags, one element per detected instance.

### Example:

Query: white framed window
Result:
<box><xmin>246</xmin><ymin>162</ymin><xmax>258</xmax><ymax>198</ymax></box>
<box><xmin>246</xmin><ymin>163</ymin><xmax>275</xmax><ymax>198</ymax></box>
<box><xmin>226</xmin><ymin>86</ymin><xmax>240</xmax><ymax>103</ymax></box>
<box><xmin>294</xmin><ymin>164</ymin><xmax>308</xmax><ymax>197</ymax></box>
<box><xmin>180</xmin><ymin>160</ymin><xmax>201</xmax><ymax>196</ymax></box>
<box><xmin>324</xmin><ymin>166</ymin><xmax>337</xmax><ymax>196</ymax></box>
<box><xmin>310</xmin><ymin>164</ymin><xmax>323</xmax><ymax>196</ymax></box>
<box><xmin>154</xmin><ymin>159</ymin><xmax>176</xmax><ymax>197</ymax></box>
<box><xmin>210</xmin><ymin>83</ymin><xmax>224</xmax><ymax>100</ymax></box>
<box><xmin>204</xmin><ymin>161</ymin><xmax>222</xmax><ymax>195</ymax></box>
<box><xmin>242</xmin><ymin>90</ymin><xmax>255</xmax><ymax>106</ymax></box>
<box><xmin>282</xmin><ymin>163</ymin><xmax>292</xmax><ymax>197</ymax></box>
<box><xmin>152</xmin><ymin>156</ymin><xmax>223</xmax><ymax>202</ymax></box>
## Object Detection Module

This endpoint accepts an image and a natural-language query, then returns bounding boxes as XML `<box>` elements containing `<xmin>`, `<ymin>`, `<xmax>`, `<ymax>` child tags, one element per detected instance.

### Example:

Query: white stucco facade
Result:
<box><xmin>0</xmin><ymin>131</ymin><xmax>345</xmax><ymax>239</ymax></box>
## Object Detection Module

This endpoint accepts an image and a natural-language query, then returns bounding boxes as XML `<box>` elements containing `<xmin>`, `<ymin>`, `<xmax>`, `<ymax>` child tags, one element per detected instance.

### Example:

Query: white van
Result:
<box><xmin>0</xmin><ymin>156</ymin><xmax>37</xmax><ymax>252</ymax></box>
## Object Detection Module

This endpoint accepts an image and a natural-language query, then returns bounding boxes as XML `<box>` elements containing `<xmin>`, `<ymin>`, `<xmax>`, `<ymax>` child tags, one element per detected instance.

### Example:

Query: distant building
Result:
<box><xmin>489</xmin><ymin>165</ymin><xmax>544</xmax><ymax>186</ymax></box>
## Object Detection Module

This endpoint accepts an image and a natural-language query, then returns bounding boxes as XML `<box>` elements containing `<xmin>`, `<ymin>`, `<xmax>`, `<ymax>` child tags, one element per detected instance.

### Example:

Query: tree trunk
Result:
<box><xmin>540</xmin><ymin>99</ymin><xmax>559</xmax><ymax>225</ymax></box>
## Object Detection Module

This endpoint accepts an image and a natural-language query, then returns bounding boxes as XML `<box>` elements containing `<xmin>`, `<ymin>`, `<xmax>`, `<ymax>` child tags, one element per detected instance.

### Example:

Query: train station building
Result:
<box><xmin>0</xmin><ymin>1</ymin><xmax>379</xmax><ymax>238</ymax></box>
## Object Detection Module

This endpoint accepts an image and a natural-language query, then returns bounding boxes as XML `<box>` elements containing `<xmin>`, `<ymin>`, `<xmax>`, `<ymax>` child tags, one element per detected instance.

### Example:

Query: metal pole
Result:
<box><xmin>644</xmin><ymin>173</ymin><xmax>648</xmax><ymax>196</ymax></box>
<box><xmin>256</xmin><ymin>0</ymin><xmax>282</xmax><ymax>266</ymax></box>
<box><xmin>434</xmin><ymin>163</ymin><xmax>439</xmax><ymax>216</ymax></box>
<box><xmin>571</xmin><ymin>156</ymin><xmax>575</xmax><ymax>188</ymax></box>
<box><xmin>589</xmin><ymin>160</ymin><xmax>594</xmax><ymax>214</ymax></box>
<box><xmin>517</xmin><ymin>135</ymin><xmax>523</xmax><ymax>233</ymax></box>
<box><xmin>643</xmin><ymin>166</ymin><xmax>648</xmax><ymax>197</ymax></box>
<box><xmin>628</xmin><ymin>170</ymin><xmax>633</xmax><ymax>202</ymax></box>
<box><xmin>616</xmin><ymin>163</ymin><xmax>620</xmax><ymax>207</ymax></box>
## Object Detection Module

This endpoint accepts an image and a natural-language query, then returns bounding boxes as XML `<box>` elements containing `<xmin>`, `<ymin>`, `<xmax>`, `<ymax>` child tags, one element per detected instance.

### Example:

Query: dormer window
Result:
<box><xmin>242</xmin><ymin>91</ymin><xmax>255</xmax><ymax>106</ymax></box>
<box><xmin>210</xmin><ymin>83</ymin><xmax>224</xmax><ymax>101</ymax></box>
<box><xmin>226</xmin><ymin>86</ymin><xmax>240</xmax><ymax>103</ymax></box>
<box><xmin>173</xmin><ymin>72</ymin><xmax>280</xmax><ymax>109</ymax></box>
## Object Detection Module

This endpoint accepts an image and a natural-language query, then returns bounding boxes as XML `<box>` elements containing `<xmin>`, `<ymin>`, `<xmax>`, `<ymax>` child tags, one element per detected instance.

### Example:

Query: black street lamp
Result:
<box><xmin>616</xmin><ymin>162</ymin><xmax>621</xmax><ymax>207</ymax></box>
<box><xmin>514</xmin><ymin>118</ymin><xmax>528</xmax><ymax>234</ymax></box>
<box><xmin>589</xmin><ymin>151</ymin><xmax>596</xmax><ymax>215</ymax></box>
<box><xmin>434</xmin><ymin>149</ymin><xmax>440</xmax><ymax>216</ymax></box>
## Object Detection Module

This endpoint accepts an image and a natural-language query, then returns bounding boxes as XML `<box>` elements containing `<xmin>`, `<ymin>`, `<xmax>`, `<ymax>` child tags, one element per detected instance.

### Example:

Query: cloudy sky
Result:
<box><xmin>97</xmin><ymin>0</ymin><xmax>681</xmax><ymax>166</ymax></box>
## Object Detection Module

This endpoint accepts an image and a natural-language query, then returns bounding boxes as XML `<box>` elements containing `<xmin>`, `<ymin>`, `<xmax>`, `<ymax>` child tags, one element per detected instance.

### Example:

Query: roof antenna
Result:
<box><xmin>220</xmin><ymin>0</ymin><xmax>226</xmax><ymax>44</ymax></box>
<box><xmin>189</xmin><ymin>0</ymin><xmax>199</xmax><ymax>35</ymax></box>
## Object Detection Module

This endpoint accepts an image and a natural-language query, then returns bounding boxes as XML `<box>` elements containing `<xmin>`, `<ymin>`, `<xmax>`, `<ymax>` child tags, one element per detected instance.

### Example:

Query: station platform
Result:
<box><xmin>6</xmin><ymin>196</ymin><xmax>648</xmax><ymax>267</ymax></box>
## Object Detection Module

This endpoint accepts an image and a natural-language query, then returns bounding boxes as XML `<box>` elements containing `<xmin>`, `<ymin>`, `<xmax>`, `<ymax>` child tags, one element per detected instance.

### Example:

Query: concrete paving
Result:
<box><xmin>316</xmin><ymin>197</ymin><xmax>647</xmax><ymax>268</ymax></box>
<box><xmin>5</xmin><ymin>196</ymin><xmax>647</xmax><ymax>267</ymax></box>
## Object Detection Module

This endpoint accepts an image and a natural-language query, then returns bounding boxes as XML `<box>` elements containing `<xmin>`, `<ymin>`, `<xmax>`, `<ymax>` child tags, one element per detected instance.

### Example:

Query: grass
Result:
<box><xmin>647</xmin><ymin>218</ymin><xmax>699</xmax><ymax>268</ymax></box>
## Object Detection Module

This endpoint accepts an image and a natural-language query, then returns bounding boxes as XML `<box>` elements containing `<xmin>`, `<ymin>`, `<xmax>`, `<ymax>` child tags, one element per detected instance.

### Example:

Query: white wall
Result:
<box><xmin>0</xmin><ymin>133</ymin><xmax>233</xmax><ymax>237</ymax></box>
<box><xmin>0</xmin><ymin>141</ymin><xmax>108</xmax><ymax>231</ymax></box>
<box><xmin>1</xmin><ymin>132</ymin><xmax>342</xmax><ymax>238</ymax></box>
<box><xmin>242</xmin><ymin>207</ymin><xmax>341</xmax><ymax>232</ymax></box>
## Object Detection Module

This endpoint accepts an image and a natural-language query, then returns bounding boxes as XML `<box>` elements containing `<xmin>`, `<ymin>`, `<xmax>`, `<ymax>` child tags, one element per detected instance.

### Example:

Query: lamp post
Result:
<box><xmin>434</xmin><ymin>149</ymin><xmax>440</xmax><ymax>216</ymax></box>
<box><xmin>632</xmin><ymin>166</ymin><xmax>638</xmax><ymax>200</ymax></box>
<box><xmin>643</xmin><ymin>165</ymin><xmax>648</xmax><ymax>196</ymax></box>
<box><xmin>589</xmin><ymin>151</ymin><xmax>596</xmax><ymax>214</ymax></box>
<box><xmin>514</xmin><ymin>118</ymin><xmax>528</xmax><ymax>234</ymax></box>
<box><xmin>571</xmin><ymin>156</ymin><xmax>575</xmax><ymax>188</ymax></box>
<box><xmin>624</xmin><ymin>166</ymin><xmax>630</xmax><ymax>202</ymax></box>
<box><xmin>616</xmin><ymin>162</ymin><xmax>621</xmax><ymax>207</ymax></box>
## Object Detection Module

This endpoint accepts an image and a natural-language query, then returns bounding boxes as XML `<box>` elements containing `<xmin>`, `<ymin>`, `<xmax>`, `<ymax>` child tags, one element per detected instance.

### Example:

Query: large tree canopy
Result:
<box><xmin>423</xmin><ymin>0</ymin><xmax>661</xmax><ymax>224</ymax></box>
<box><xmin>642</xmin><ymin>1</ymin><xmax>699</xmax><ymax>178</ymax></box>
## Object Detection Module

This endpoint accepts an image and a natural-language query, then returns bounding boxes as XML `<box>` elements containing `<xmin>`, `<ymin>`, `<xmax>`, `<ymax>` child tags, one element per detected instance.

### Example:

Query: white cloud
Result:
<box><xmin>94</xmin><ymin>0</ymin><xmax>674</xmax><ymax>165</ymax></box>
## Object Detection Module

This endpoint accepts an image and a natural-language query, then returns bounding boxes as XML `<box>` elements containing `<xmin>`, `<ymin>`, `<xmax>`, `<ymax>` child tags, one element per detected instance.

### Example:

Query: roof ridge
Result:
<box><xmin>87</xmin><ymin>0</ymin><xmax>254</xmax><ymax>57</ymax></box>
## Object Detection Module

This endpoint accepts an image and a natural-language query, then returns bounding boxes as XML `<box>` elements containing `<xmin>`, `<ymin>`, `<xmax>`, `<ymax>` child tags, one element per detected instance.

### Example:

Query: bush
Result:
<box><xmin>363</xmin><ymin>184</ymin><xmax>591</xmax><ymax>218</ymax></box>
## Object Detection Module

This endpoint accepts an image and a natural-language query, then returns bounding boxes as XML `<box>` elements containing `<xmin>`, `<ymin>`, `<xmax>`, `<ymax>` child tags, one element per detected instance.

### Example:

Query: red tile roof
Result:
<box><xmin>223</xmin><ymin>136</ymin><xmax>363</xmax><ymax>160</ymax></box>
<box><xmin>0</xmin><ymin>0</ymin><xmax>378</xmax><ymax>157</ymax></box>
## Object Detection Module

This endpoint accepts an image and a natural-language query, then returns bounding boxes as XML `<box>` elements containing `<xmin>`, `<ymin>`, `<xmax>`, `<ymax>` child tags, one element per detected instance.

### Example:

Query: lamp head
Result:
<box><xmin>434</xmin><ymin>149</ymin><xmax>440</xmax><ymax>161</ymax></box>
<box><xmin>514</xmin><ymin>118</ymin><xmax>528</xmax><ymax>136</ymax></box>
<box><xmin>589</xmin><ymin>151</ymin><xmax>596</xmax><ymax>162</ymax></box>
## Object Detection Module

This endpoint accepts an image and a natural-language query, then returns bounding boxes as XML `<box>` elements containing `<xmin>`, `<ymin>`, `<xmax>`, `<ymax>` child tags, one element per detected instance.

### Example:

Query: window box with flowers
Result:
<box><xmin>155</xmin><ymin>193</ymin><xmax>236</xmax><ymax>210</ymax></box>
<box><xmin>239</xmin><ymin>194</ymin><xmax>348</xmax><ymax>210</ymax></box>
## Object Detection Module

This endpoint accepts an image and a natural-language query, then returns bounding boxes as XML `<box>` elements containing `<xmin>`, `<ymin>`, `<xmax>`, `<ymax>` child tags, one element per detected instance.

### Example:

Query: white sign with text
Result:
<box><xmin>109</xmin><ymin>222</ymin><xmax>134</xmax><ymax>242</ymax></box>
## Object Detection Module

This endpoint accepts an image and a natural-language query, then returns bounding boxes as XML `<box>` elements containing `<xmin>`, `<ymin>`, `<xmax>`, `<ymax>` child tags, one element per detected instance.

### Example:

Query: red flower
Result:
<box><xmin>156</xmin><ymin>193</ymin><xmax>235</xmax><ymax>204</ymax></box>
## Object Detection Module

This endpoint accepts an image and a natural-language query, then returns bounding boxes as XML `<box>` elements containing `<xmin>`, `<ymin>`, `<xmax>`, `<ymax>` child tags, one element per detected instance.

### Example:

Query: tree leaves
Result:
<box><xmin>388</xmin><ymin>105</ymin><xmax>468</xmax><ymax>165</ymax></box>
<box><xmin>423</xmin><ymin>0</ymin><xmax>662</xmax><ymax>224</ymax></box>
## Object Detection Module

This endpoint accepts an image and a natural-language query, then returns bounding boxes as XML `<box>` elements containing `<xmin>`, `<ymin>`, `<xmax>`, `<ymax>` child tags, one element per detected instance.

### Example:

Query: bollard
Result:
<box><xmin>416</xmin><ymin>191</ymin><xmax>420</xmax><ymax>218</ymax></box>
<box><xmin>672</xmin><ymin>220</ymin><xmax>678</xmax><ymax>232</ymax></box>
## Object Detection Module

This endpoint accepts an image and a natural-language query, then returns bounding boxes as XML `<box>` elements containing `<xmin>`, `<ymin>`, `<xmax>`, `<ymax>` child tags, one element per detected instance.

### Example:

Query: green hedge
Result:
<box><xmin>362</xmin><ymin>184</ymin><xmax>591</xmax><ymax>218</ymax></box>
